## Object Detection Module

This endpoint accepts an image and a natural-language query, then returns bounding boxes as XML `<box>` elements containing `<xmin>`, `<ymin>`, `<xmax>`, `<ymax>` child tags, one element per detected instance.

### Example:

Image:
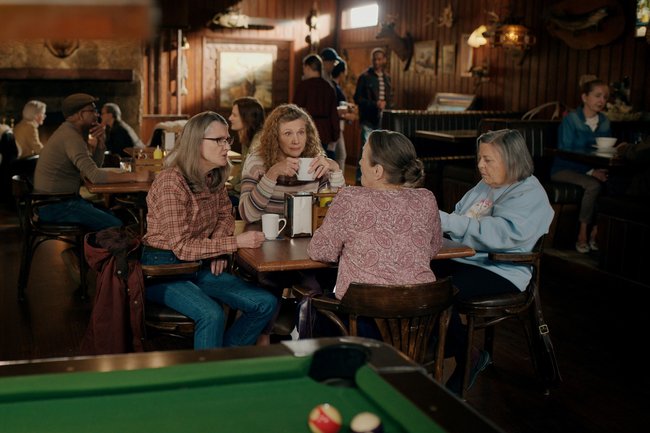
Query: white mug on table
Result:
<box><xmin>261</xmin><ymin>214</ymin><xmax>287</xmax><ymax>240</ymax></box>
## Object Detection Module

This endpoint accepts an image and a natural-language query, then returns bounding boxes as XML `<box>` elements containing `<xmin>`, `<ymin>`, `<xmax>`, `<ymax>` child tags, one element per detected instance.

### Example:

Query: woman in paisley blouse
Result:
<box><xmin>308</xmin><ymin>129</ymin><xmax>443</xmax><ymax>304</ymax></box>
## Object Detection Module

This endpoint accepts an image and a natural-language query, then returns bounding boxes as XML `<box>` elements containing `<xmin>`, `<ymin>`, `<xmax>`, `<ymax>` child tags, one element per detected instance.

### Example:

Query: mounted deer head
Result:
<box><xmin>376</xmin><ymin>21</ymin><xmax>414</xmax><ymax>71</ymax></box>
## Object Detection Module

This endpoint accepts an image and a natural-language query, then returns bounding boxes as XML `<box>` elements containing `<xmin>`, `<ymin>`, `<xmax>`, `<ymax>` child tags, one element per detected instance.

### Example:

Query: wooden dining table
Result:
<box><xmin>415</xmin><ymin>129</ymin><xmax>478</xmax><ymax>144</ymax></box>
<box><xmin>549</xmin><ymin>147</ymin><xmax>625</xmax><ymax>168</ymax></box>
<box><xmin>84</xmin><ymin>168</ymin><xmax>153</xmax><ymax>196</ymax></box>
<box><xmin>123</xmin><ymin>147</ymin><xmax>242</xmax><ymax>162</ymax></box>
<box><xmin>236</xmin><ymin>223</ymin><xmax>475</xmax><ymax>273</ymax></box>
<box><xmin>413</xmin><ymin>129</ymin><xmax>478</xmax><ymax>161</ymax></box>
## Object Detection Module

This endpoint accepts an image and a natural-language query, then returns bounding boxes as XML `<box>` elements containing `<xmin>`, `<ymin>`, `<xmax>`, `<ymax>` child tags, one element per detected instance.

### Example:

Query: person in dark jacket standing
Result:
<box><xmin>293</xmin><ymin>53</ymin><xmax>340</xmax><ymax>159</ymax></box>
<box><xmin>353</xmin><ymin>47</ymin><xmax>392</xmax><ymax>183</ymax></box>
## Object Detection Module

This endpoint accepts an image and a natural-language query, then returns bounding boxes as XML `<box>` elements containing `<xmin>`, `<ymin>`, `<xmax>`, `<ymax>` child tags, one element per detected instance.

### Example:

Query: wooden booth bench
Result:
<box><xmin>380</xmin><ymin>109</ymin><xmax>521</xmax><ymax>200</ymax></box>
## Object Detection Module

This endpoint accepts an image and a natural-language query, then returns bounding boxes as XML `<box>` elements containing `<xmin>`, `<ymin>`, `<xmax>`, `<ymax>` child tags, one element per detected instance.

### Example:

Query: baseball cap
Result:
<box><xmin>62</xmin><ymin>93</ymin><xmax>98</xmax><ymax>117</ymax></box>
<box><xmin>320</xmin><ymin>47</ymin><xmax>341</xmax><ymax>62</ymax></box>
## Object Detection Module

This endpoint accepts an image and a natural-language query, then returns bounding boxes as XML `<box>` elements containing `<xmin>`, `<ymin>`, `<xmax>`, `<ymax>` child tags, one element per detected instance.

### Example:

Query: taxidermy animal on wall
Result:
<box><xmin>547</xmin><ymin>6</ymin><xmax>609</xmax><ymax>33</ymax></box>
<box><xmin>376</xmin><ymin>21</ymin><xmax>414</xmax><ymax>71</ymax></box>
<box><xmin>545</xmin><ymin>0</ymin><xmax>624</xmax><ymax>50</ymax></box>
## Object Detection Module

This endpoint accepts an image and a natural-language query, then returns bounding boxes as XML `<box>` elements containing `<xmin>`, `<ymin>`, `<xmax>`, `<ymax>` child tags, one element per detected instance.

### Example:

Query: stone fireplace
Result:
<box><xmin>0</xmin><ymin>40</ymin><xmax>143</xmax><ymax>144</ymax></box>
<box><xmin>0</xmin><ymin>69</ymin><xmax>141</xmax><ymax>143</ymax></box>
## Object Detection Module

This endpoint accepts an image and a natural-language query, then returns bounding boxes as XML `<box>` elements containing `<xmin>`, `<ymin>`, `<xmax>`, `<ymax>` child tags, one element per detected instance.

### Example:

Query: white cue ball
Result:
<box><xmin>350</xmin><ymin>412</ymin><xmax>383</xmax><ymax>433</ymax></box>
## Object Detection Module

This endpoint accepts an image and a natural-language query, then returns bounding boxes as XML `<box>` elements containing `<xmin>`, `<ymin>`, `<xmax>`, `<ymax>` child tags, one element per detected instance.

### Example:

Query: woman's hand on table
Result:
<box><xmin>210</xmin><ymin>258</ymin><xmax>228</xmax><ymax>276</ymax></box>
<box><xmin>266</xmin><ymin>158</ymin><xmax>300</xmax><ymax>181</ymax></box>
<box><xmin>236</xmin><ymin>231</ymin><xmax>266</xmax><ymax>249</ymax></box>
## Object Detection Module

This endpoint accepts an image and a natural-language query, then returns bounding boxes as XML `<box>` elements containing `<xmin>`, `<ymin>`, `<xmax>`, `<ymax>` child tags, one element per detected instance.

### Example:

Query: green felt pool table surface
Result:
<box><xmin>0</xmin><ymin>338</ymin><xmax>502</xmax><ymax>433</ymax></box>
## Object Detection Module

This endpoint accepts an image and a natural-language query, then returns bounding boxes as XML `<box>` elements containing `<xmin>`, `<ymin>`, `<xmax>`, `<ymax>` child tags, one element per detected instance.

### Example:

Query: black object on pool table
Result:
<box><xmin>309</xmin><ymin>342</ymin><xmax>370</xmax><ymax>386</ymax></box>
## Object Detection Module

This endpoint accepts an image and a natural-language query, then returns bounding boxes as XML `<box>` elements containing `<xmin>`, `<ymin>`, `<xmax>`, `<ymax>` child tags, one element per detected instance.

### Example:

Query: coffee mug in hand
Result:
<box><xmin>297</xmin><ymin>158</ymin><xmax>316</xmax><ymax>181</ymax></box>
<box><xmin>261</xmin><ymin>213</ymin><xmax>287</xmax><ymax>240</ymax></box>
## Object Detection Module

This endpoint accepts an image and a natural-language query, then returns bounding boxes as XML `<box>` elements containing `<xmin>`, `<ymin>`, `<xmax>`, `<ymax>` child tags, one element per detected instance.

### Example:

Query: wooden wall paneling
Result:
<box><xmin>599</xmin><ymin>44</ymin><xmax>612</xmax><ymax>96</ymax></box>
<box><xmin>458</xmin><ymin>0</ymin><xmax>473</xmax><ymax>96</ymax></box>
<box><xmin>144</xmin><ymin>0</ymin><xmax>649</xmax><ymax>117</ymax></box>
<box><xmin>587</xmin><ymin>48</ymin><xmax>599</xmax><ymax>83</ymax></box>
<box><xmin>632</xmin><ymin>41</ymin><xmax>649</xmax><ymax>112</ymax></box>
<box><xmin>620</xmin><ymin>15</ymin><xmax>637</xmax><ymax>93</ymax></box>
<box><xmin>186</xmin><ymin>32</ymin><xmax>202</xmax><ymax>116</ymax></box>
<box><xmin>534</xmin><ymin>0</ymin><xmax>549</xmax><ymax>106</ymax></box>
<box><xmin>512</xmin><ymin>56</ymin><xmax>523</xmax><ymax>112</ymax></box>
<box><xmin>576</xmin><ymin>50</ymin><xmax>589</xmax><ymax>87</ymax></box>
<box><xmin>553</xmin><ymin>42</ymin><xmax>567</xmax><ymax>108</ymax></box>
<box><xmin>530</xmin><ymin>7</ymin><xmax>545</xmax><ymax>112</ymax></box>
<box><xmin>564</xmin><ymin>45</ymin><xmax>578</xmax><ymax>108</ymax></box>
<box><xmin>519</xmin><ymin>0</ymin><xmax>536</xmax><ymax>112</ymax></box>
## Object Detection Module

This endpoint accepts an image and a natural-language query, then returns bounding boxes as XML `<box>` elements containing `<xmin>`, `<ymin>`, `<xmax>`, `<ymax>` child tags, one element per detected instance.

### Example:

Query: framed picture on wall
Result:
<box><xmin>202</xmin><ymin>39</ymin><xmax>292</xmax><ymax>112</ymax></box>
<box><xmin>459</xmin><ymin>34</ymin><xmax>473</xmax><ymax>77</ymax></box>
<box><xmin>441</xmin><ymin>44</ymin><xmax>456</xmax><ymax>75</ymax></box>
<box><xmin>413</xmin><ymin>40</ymin><xmax>437</xmax><ymax>75</ymax></box>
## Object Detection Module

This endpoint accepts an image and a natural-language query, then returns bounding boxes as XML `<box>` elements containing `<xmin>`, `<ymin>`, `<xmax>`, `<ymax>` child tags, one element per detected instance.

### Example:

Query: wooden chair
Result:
<box><xmin>455</xmin><ymin>235</ymin><xmax>561</xmax><ymax>398</ymax></box>
<box><xmin>293</xmin><ymin>278</ymin><xmax>454</xmax><ymax>382</ymax></box>
<box><xmin>113</xmin><ymin>193</ymin><xmax>147</xmax><ymax>235</ymax></box>
<box><xmin>11</xmin><ymin>175</ymin><xmax>88</xmax><ymax>300</ymax></box>
<box><xmin>141</xmin><ymin>261</ymin><xmax>201</xmax><ymax>338</ymax></box>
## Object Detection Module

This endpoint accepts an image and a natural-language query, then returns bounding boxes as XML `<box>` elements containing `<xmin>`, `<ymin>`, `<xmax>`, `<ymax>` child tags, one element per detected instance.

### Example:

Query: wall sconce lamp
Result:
<box><xmin>489</xmin><ymin>24</ymin><xmax>536</xmax><ymax>51</ymax></box>
<box><xmin>467</xmin><ymin>25</ymin><xmax>488</xmax><ymax>48</ymax></box>
<box><xmin>468</xmin><ymin>23</ymin><xmax>536</xmax><ymax>51</ymax></box>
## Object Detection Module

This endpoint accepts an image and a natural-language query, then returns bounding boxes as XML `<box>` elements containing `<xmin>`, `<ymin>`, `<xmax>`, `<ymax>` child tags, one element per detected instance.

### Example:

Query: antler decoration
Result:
<box><xmin>376</xmin><ymin>16</ymin><xmax>414</xmax><ymax>71</ymax></box>
<box><xmin>44</xmin><ymin>39</ymin><xmax>80</xmax><ymax>58</ymax></box>
<box><xmin>438</xmin><ymin>3</ymin><xmax>454</xmax><ymax>28</ymax></box>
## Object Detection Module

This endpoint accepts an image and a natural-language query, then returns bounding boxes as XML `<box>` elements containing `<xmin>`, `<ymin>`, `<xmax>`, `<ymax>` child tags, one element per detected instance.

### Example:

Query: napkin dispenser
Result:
<box><xmin>284</xmin><ymin>192</ymin><xmax>313</xmax><ymax>237</ymax></box>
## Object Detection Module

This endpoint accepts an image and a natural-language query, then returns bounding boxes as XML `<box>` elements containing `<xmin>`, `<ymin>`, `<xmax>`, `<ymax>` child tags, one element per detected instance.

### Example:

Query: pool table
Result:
<box><xmin>0</xmin><ymin>337</ymin><xmax>502</xmax><ymax>433</ymax></box>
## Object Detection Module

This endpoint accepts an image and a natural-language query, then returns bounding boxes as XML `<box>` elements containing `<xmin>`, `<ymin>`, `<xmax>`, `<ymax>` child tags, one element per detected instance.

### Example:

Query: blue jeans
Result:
<box><xmin>141</xmin><ymin>248</ymin><xmax>277</xmax><ymax>350</ymax></box>
<box><xmin>38</xmin><ymin>197</ymin><xmax>122</xmax><ymax>231</ymax></box>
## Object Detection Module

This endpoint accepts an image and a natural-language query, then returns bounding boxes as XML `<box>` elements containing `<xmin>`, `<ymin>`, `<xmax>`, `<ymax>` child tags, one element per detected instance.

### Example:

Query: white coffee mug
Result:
<box><xmin>297</xmin><ymin>157</ymin><xmax>316</xmax><ymax>181</ymax></box>
<box><xmin>261</xmin><ymin>213</ymin><xmax>287</xmax><ymax>240</ymax></box>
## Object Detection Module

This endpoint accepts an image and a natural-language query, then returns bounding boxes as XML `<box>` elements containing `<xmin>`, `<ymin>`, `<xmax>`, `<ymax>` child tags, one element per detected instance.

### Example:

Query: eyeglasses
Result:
<box><xmin>80</xmin><ymin>109</ymin><xmax>99</xmax><ymax>115</ymax></box>
<box><xmin>203</xmin><ymin>136</ymin><xmax>234</xmax><ymax>147</ymax></box>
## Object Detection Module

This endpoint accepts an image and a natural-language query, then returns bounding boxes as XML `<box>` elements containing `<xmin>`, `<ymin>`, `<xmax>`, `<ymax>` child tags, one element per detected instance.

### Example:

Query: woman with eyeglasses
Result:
<box><xmin>142</xmin><ymin>111</ymin><xmax>277</xmax><ymax>350</ymax></box>
<box><xmin>238</xmin><ymin>103</ymin><xmax>345</xmax><ymax>223</ymax></box>
<box><xmin>433</xmin><ymin>129</ymin><xmax>554</xmax><ymax>395</ymax></box>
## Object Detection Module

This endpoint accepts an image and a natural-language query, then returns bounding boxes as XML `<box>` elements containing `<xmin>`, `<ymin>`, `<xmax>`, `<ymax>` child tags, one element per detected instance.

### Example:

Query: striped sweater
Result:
<box><xmin>238</xmin><ymin>150</ymin><xmax>345</xmax><ymax>222</ymax></box>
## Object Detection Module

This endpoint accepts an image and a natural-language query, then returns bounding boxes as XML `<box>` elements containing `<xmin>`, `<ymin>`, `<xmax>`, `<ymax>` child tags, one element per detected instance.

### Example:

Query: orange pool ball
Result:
<box><xmin>308</xmin><ymin>403</ymin><xmax>342</xmax><ymax>433</ymax></box>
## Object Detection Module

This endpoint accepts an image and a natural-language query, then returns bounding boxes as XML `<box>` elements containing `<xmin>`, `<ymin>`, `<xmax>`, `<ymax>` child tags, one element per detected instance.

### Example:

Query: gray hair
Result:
<box><xmin>367</xmin><ymin>129</ymin><xmax>424</xmax><ymax>188</ymax></box>
<box><xmin>102</xmin><ymin>103</ymin><xmax>122</xmax><ymax>120</ymax></box>
<box><xmin>476</xmin><ymin>129</ymin><xmax>534</xmax><ymax>182</ymax></box>
<box><xmin>22</xmin><ymin>100</ymin><xmax>46</xmax><ymax>121</ymax></box>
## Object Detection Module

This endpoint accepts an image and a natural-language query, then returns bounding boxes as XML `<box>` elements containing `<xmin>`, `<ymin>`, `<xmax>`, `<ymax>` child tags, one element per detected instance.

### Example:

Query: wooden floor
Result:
<box><xmin>1</xmin><ymin>195</ymin><xmax>648</xmax><ymax>433</ymax></box>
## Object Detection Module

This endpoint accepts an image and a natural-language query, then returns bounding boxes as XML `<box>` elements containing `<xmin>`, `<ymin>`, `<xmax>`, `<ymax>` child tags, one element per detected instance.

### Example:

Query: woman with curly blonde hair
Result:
<box><xmin>238</xmin><ymin>103</ymin><xmax>345</xmax><ymax>222</ymax></box>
